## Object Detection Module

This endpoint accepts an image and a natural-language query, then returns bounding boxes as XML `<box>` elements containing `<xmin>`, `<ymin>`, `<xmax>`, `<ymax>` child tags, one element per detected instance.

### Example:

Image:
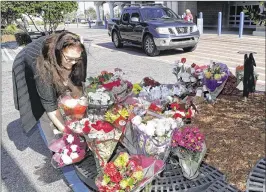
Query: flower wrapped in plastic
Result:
<box><xmin>236</xmin><ymin>65</ymin><xmax>258</xmax><ymax>86</ymax></box>
<box><xmin>58</xmin><ymin>91</ymin><xmax>88</xmax><ymax>121</ymax></box>
<box><xmin>48</xmin><ymin>133</ymin><xmax>87</xmax><ymax>168</ymax></box>
<box><xmin>138</xmin><ymin>84</ymin><xmax>188</xmax><ymax>103</ymax></box>
<box><xmin>95</xmin><ymin>152</ymin><xmax>165</xmax><ymax>192</ymax></box>
<box><xmin>203</xmin><ymin>62</ymin><xmax>230</xmax><ymax>99</ymax></box>
<box><xmin>171</xmin><ymin>125</ymin><xmax>207</xmax><ymax>179</ymax></box>
<box><xmin>130</xmin><ymin>114</ymin><xmax>183</xmax><ymax>162</ymax></box>
<box><xmin>83</xmin><ymin>119</ymin><xmax>123</xmax><ymax>172</ymax></box>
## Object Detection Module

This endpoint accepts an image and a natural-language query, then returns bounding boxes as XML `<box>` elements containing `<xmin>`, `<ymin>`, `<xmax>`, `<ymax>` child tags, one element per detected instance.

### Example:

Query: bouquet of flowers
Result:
<box><xmin>236</xmin><ymin>65</ymin><xmax>258</xmax><ymax>86</ymax></box>
<box><xmin>138</xmin><ymin>84</ymin><xmax>188</xmax><ymax>103</ymax></box>
<box><xmin>171</xmin><ymin>126</ymin><xmax>206</xmax><ymax>179</ymax></box>
<box><xmin>203</xmin><ymin>62</ymin><xmax>230</xmax><ymax>99</ymax></box>
<box><xmin>48</xmin><ymin>133</ymin><xmax>87</xmax><ymax>168</ymax></box>
<box><xmin>58</xmin><ymin>92</ymin><xmax>88</xmax><ymax>121</ymax></box>
<box><xmin>141</xmin><ymin>77</ymin><xmax>161</xmax><ymax>88</ymax></box>
<box><xmin>131</xmin><ymin>114</ymin><xmax>183</xmax><ymax>161</ymax></box>
<box><xmin>83</xmin><ymin>118</ymin><xmax>123</xmax><ymax>172</ymax></box>
<box><xmin>104</xmin><ymin>104</ymin><xmax>130</xmax><ymax>131</ymax></box>
<box><xmin>95</xmin><ymin>152</ymin><xmax>165</xmax><ymax>192</ymax></box>
<box><xmin>86</xmin><ymin>87</ymin><xmax>115</xmax><ymax>108</ymax></box>
<box><xmin>84</xmin><ymin>69</ymin><xmax>133</xmax><ymax>104</ymax></box>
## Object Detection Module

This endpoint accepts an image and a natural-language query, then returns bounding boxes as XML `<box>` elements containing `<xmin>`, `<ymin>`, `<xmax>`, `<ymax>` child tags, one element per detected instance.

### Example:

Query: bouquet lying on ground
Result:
<box><xmin>96</xmin><ymin>152</ymin><xmax>165</xmax><ymax>192</ymax></box>
<box><xmin>203</xmin><ymin>62</ymin><xmax>230</xmax><ymax>99</ymax></box>
<box><xmin>48</xmin><ymin>133</ymin><xmax>87</xmax><ymax>168</ymax></box>
<box><xmin>83</xmin><ymin>118</ymin><xmax>123</xmax><ymax>171</ymax></box>
<box><xmin>171</xmin><ymin>126</ymin><xmax>206</xmax><ymax>179</ymax></box>
<box><xmin>58</xmin><ymin>92</ymin><xmax>88</xmax><ymax>121</ymax></box>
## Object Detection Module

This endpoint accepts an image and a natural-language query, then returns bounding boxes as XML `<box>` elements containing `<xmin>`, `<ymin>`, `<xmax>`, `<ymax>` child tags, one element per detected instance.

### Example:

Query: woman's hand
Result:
<box><xmin>47</xmin><ymin>109</ymin><xmax>66</xmax><ymax>132</ymax></box>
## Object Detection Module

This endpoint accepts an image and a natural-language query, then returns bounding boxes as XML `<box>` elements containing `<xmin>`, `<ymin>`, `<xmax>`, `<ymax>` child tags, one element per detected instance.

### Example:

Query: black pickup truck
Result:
<box><xmin>108</xmin><ymin>4</ymin><xmax>200</xmax><ymax>56</ymax></box>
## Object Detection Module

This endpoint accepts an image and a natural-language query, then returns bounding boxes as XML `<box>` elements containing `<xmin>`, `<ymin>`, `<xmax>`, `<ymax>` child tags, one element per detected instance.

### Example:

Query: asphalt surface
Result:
<box><xmin>1</xmin><ymin>24</ymin><xmax>265</xmax><ymax>192</ymax></box>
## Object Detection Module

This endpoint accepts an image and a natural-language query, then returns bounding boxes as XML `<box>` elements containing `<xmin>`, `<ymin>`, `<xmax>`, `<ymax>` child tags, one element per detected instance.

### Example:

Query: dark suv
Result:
<box><xmin>108</xmin><ymin>4</ymin><xmax>200</xmax><ymax>56</ymax></box>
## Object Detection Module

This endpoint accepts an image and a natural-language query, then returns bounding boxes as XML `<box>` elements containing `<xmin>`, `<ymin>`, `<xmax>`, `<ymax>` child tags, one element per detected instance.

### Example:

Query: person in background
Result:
<box><xmin>12</xmin><ymin>31</ymin><xmax>87</xmax><ymax>145</ymax></box>
<box><xmin>184</xmin><ymin>9</ymin><xmax>193</xmax><ymax>22</ymax></box>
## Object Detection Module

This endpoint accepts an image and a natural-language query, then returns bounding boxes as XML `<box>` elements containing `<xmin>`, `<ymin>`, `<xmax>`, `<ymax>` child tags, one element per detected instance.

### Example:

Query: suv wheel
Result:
<box><xmin>183</xmin><ymin>45</ymin><xmax>197</xmax><ymax>52</ymax></box>
<box><xmin>143</xmin><ymin>35</ymin><xmax>160</xmax><ymax>56</ymax></box>
<box><xmin>112</xmin><ymin>31</ymin><xmax>123</xmax><ymax>48</ymax></box>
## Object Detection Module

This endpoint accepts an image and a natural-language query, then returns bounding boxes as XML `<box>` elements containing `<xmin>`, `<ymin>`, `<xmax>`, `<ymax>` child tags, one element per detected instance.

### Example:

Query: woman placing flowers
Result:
<box><xmin>12</xmin><ymin>31</ymin><xmax>87</xmax><ymax>145</ymax></box>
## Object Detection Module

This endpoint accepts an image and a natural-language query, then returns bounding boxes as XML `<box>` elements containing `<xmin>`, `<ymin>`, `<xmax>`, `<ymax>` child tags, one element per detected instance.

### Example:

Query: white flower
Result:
<box><xmin>131</xmin><ymin>116</ymin><xmax>142</xmax><ymax>126</ymax></box>
<box><xmin>138</xmin><ymin>123</ymin><xmax>146</xmax><ymax>132</ymax></box>
<box><xmin>63</xmin><ymin>148</ymin><xmax>69</xmax><ymax>155</ymax></box>
<box><xmin>70</xmin><ymin>144</ymin><xmax>78</xmax><ymax>152</ymax></box>
<box><xmin>155</xmin><ymin>129</ymin><xmax>165</xmax><ymax>137</ymax></box>
<box><xmin>66</xmin><ymin>134</ymin><xmax>74</xmax><ymax>144</ymax></box>
<box><xmin>63</xmin><ymin>99</ymin><xmax>78</xmax><ymax>108</ymax></box>
<box><xmin>61</xmin><ymin>154</ymin><xmax>73</xmax><ymax>165</ymax></box>
<box><xmin>144</xmin><ymin>123</ymin><xmax>155</xmax><ymax>136</ymax></box>
<box><xmin>70</xmin><ymin>152</ymin><xmax>79</xmax><ymax>159</ymax></box>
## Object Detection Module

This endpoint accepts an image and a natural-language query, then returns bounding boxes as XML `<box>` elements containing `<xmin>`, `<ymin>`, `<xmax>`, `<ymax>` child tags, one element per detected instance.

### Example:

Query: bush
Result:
<box><xmin>3</xmin><ymin>24</ymin><xmax>18</xmax><ymax>35</ymax></box>
<box><xmin>15</xmin><ymin>32</ymin><xmax>32</xmax><ymax>45</ymax></box>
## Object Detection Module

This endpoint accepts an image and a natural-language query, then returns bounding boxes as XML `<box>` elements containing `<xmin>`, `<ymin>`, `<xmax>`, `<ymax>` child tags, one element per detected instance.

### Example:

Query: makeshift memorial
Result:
<box><xmin>95</xmin><ymin>152</ymin><xmax>165</xmax><ymax>192</ymax></box>
<box><xmin>48</xmin><ymin>133</ymin><xmax>87</xmax><ymax>168</ymax></box>
<box><xmin>58</xmin><ymin>92</ymin><xmax>88</xmax><ymax>121</ymax></box>
<box><xmin>171</xmin><ymin>126</ymin><xmax>206</xmax><ymax>179</ymax></box>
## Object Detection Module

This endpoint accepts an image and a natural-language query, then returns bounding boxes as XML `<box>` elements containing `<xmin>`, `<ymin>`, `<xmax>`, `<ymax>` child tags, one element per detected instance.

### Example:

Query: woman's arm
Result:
<box><xmin>47</xmin><ymin>109</ymin><xmax>66</xmax><ymax>132</ymax></box>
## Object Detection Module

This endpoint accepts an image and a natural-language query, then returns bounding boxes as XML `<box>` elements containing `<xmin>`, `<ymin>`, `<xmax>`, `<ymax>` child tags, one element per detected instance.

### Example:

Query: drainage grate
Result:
<box><xmin>246</xmin><ymin>158</ymin><xmax>266</xmax><ymax>192</ymax></box>
<box><xmin>204</xmin><ymin>180</ymin><xmax>242</xmax><ymax>192</ymax></box>
<box><xmin>149</xmin><ymin>162</ymin><xmax>225</xmax><ymax>192</ymax></box>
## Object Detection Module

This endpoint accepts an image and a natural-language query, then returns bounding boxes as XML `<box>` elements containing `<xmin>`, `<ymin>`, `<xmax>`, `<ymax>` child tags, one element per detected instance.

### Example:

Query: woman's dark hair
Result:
<box><xmin>36</xmin><ymin>31</ymin><xmax>87</xmax><ymax>94</ymax></box>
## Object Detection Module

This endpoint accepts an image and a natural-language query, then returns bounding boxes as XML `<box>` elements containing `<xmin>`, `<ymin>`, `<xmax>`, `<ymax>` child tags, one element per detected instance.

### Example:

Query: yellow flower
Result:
<box><xmin>205</xmin><ymin>71</ymin><xmax>212</xmax><ymax>79</ymax></box>
<box><xmin>119</xmin><ymin>179</ymin><xmax>128</xmax><ymax>189</ymax></box>
<box><xmin>114</xmin><ymin>153</ymin><xmax>129</xmax><ymax>168</ymax></box>
<box><xmin>126</xmin><ymin>178</ymin><xmax>135</xmax><ymax>189</ymax></box>
<box><xmin>104</xmin><ymin>111</ymin><xmax>120</xmax><ymax>123</ymax></box>
<box><xmin>102</xmin><ymin>174</ymin><xmax>110</xmax><ymax>186</ymax></box>
<box><xmin>132</xmin><ymin>170</ymin><xmax>144</xmax><ymax>181</ymax></box>
<box><xmin>118</xmin><ymin>108</ymin><xmax>129</xmax><ymax>119</ymax></box>
<box><xmin>133</xmin><ymin>83</ymin><xmax>142</xmax><ymax>94</ymax></box>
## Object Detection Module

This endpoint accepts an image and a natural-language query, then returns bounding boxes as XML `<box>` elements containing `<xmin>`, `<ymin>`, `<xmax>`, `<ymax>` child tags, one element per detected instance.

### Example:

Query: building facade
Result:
<box><xmin>164</xmin><ymin>1</ymin><xmax>262</xmax><ymax>29</ymax></box>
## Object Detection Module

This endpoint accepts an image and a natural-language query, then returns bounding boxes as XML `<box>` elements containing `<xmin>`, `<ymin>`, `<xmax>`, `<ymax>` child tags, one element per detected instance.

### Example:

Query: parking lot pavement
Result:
<box><xmin>1</xmin><ymin>28</ymin><xmax>265</xmax><ymax>191</ymax></box>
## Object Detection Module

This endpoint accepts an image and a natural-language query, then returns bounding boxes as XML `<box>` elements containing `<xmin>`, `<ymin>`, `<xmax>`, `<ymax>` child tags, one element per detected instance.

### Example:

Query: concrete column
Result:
<box><xmin>167</xmin><ymin>1</ymin><xmax>172</xmax><ymax>10</ymax></box>
<box><xmin>108</xmin><ymin>1</ymin><xmax>114</xmax><ymax>19</ymax></box>
<box><xmin>101</xmin><ymin>5</ymin><xmax>104</xmax><ymax>21</ymax></box>
<box><xmin>94</xmin><ymin>2</ymin><xmax>103</xmax><ymax>26</ymax></box>
<box><xmin>171</xmin><ymin>1</ymin><xmax>178</xmax><ymax>15</ymax></box>
<box><xmin>115</xmin><ymin>2</ymin><xmax>124</xmax><ymax>15</ymax></box>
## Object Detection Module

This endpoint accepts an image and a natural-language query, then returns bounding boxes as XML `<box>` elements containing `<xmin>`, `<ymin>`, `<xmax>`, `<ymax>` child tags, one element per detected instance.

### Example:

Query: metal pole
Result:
<box><xmin>84</xmin><ymin>2</ymin><xmax>86</xmax><ymax>21</ymax></box>
<box><xmin>76</xmin><ymin>13</ymin><xmax>79</xmax><ymax>28</ymax></box>
<box><xmin>218</xmin><ymin>12</ymin><xmax>222</xmax><ymax>36</ymax></box>
<box><xmin>199</xmin><ymin>12</ymin><xmax>203</xmax><ymax>19</ymax></box>
<box><xmin>239</xmin><ymin>12</ymin><xmax>244</xmax><ymax>38</ymax></box>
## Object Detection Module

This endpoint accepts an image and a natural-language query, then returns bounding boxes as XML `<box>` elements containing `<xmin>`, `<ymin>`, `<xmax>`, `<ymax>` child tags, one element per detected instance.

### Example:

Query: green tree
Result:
<box><xmin>1</xmin><ymin>2</ymin><xmax>22</xmax><ymax>26</ymax></box>
<box><xmin>85</xmin><ymin>7</ymin><xmax>96</xmax><ymax>20</ymax></box>
<box><xmin>243</xmin><ymin>1</ymin><xmax>266</xmax><ymax>26</ymax></box>
<box><xmin>1</xmin><ymin>1</ymin><xmax>78</xmax><ymax>32</ymax></box>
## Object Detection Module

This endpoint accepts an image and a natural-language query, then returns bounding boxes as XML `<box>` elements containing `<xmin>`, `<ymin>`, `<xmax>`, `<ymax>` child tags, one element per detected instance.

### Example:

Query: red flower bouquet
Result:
<box><xmin>83</xmin><ymin>119</ymin><xmax>123</xmax><ymax>171</ymax></box>
<box><xmin>96</xmin><ymin>152</ymin><xmax>165</xmax><ymax>192</ymax></box>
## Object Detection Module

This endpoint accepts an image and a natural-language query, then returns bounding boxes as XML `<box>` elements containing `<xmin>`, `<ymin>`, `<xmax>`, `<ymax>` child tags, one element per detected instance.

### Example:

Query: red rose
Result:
<box><xmin>191</xmin><ymin>63</ymin><xmax>196</xmax><ymax>68</ymax></box>
<box><xmin>82</xmin><ymin>125</ymin><xmax>91</xmax><ymax>134</ymax></box>
<box><xmin>110</xmin><ymin>172</ymin><xmax>122</xmax><ymax>183</ymax></box>
<box><xmin>104</xmin><ymin>162</ymin><xmax>117</xmax><ymax>177</ymax></box>
<box><xmin>170</xmin><ymin>103</ymin><xmax>180</xmax><ymax>110</ymax></box>
<box><xmin>181</xmin><ymin>58</ymin><xmax>186</xmax><ymax>64</ymax></box>
<box><xmin>173</xmin><ymin>113</ymin><xmax>183</xmax><ymax>119</ymax></box>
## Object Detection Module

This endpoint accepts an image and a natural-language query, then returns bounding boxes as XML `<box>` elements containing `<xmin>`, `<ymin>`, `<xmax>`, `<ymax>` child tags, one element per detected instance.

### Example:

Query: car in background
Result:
<box><xmin>108</xmin><ymin>3</ymin><xmax>200</xmax><ymax>56</ymax></box>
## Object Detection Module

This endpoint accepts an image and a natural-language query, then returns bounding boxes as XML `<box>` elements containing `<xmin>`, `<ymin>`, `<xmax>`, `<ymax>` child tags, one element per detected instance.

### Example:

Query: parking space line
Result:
<box><xmin>3</xmin><ymin>48</ymin><xmax>14</xmax><ymax>61</ymax></box>
<box><xmin>1</xmin><ymin>49</ymin><xmax>8</xmax><ymax>62</ymax></box>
